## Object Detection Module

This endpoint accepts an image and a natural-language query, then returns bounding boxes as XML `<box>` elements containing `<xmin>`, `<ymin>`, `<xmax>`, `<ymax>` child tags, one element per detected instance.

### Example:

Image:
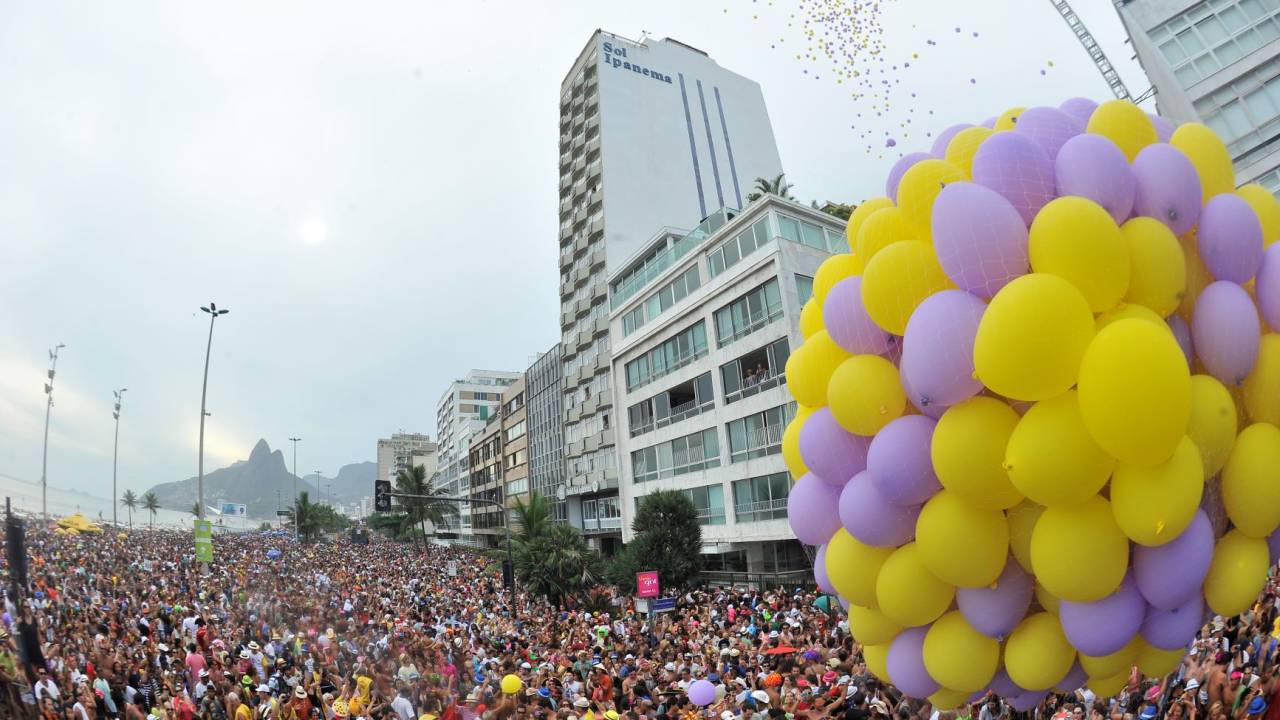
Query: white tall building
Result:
<box><xmin>558</xmin><ymin>30</ymin><xmax>785</xmax><ymax>550</ymax></box>
<box><xmin>1116</xmin><ymin>0</ymin><xmax>1280</xmax><ymax>193</ymax></box>
<box><xmin>610</xmin><ymin>196</ymin><xmax>844</xmax><ymax>576</ymax></box>
<box><xmin>433</xmin><ymin>370</ymin><xmax>521</xmax><ymax>535</ymax></box>
<box><xmin>376</xmin><ymin>432</ymin><xmax>436</xmax><ymax>482</ymax></box>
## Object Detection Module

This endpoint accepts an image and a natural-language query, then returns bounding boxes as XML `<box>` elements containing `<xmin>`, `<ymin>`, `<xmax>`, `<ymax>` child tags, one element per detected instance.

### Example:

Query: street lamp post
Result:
<box><xmin>40</xmin><ymin>344</ymin><xmax>65</xmax><ymax>523</ymax></box>
<box><xmin>288</xmin><ymin>437</ymin><xmax>301</xmax><ymax>540</ymax></box>
<box><xmin>111</xmin><ymin>388</ymin><xmax>127</xmax><ymax>527</ymax></box>
<box><xmin>198</xmin><ymin>303</ymin><xmax>229</xmax><ymax>574</ymax></box>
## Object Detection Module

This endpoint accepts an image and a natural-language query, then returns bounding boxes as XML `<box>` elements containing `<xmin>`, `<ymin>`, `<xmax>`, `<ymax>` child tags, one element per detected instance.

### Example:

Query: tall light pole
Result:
<box><xmin>111</xmin><ymin>388</ymin><xmax>127</xmax><ymax>527</ymax></box>
<box><xmin>198</xmin><ymin>303</ymin><xmax>229</xmax><ymax>573</ymax></box>
<box><xmin>40</xmin><ymin>344</ymin><xmax>66</xmax><ymax>522</ymax></box>
<box><xmin>288</xmin><ymin>437</ymin><xmax>301</xmax><ymax>540</ymax></box>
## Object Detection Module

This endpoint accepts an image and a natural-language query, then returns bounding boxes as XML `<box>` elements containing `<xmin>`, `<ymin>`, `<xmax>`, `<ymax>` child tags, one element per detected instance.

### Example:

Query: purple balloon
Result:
<box><xmin>1148</xmin><ymin>113</ymin><xmax>1176</xmax><ymax>143</ymax></box>
<box><xmin>1193</xmin><ymin>281</ymin><xmax>1261</xmax><ymax>386</ymax></box>
<box><xmin>980</xmin><ymin>116</ymin><xmax>997</xmax><ymax>129</ymax></box>
<box><xmin>1132</xmin><ymin>143</ymin><xmax>1203</xmax><ymax>235</ymax></box>
<box><xmin>900</xmin><ymin>371</ymin><xmax>948</xmax><ymax>419</ymax></box>
<box><xmin>1059</xmin><ymin>97</ymin><xmax>1099</xmax><ymax>125</ymax></box>
<box><xmin>799</xmin><ymin>408</ymin><xmax>871</xmax><ymax>486</ymax></box>
<box><xmin>1199</xmin><ymin>194</ymin><xmax>1265</xmax><ymax>283</ymax></box>
<box><xmin>1133</xmin><ymin>509</ymin><xmax>1215</xmax><ymax>610</ymax></box>
<box><xmin>867</xmin><ymin>416</ymin><xmax>941</xmax><ymax>506</ymax></box>
<box><xmin>931</xmin><ymin>183</ymin><xmax>1029</xmax><ymax>298</ymax></box>
<box><xmin>989</xmin><ymin>670</ymin><xmax>1023</xmax><ymax>698</ymax></box>
<box><xmin>814</xmin><ymin>543</ymin><xmax>836</xmax><ymax>594</ymax></box>
<box><xmin>1059</xmin><ymin>574</ymin><xmax>1146</xmax><ymax>656</ymax></box>
<box><xmin>887</xmin><ymin>152</ymin><xmax>934</xmax><ymax>203</ymax></box>
<box><xmin>1014</xmin><ymin>106</ymin><xmax>1083</xmax><ymax>159</ymax></box>
<box><xmin>1269</xmin><ymin>527</ymin><xmax>1280</xmax><ymax>565</ymax></box>
<box><xmin>688</xmin><ymin>679</ymin><xmax>716</xmax><ymax>706</ymax></box>
<box><xmin>956</xmin><ymin>557</ymin><xmax>1034</xmax><ymax>639</ymax></box>
<box><xmin>1141</xmin><ymin>593</ymin><xmax>1204</xmax><ymax>650</ymax></box>
<box><xmin>1053</xmin><ymin>662</ymin><xmax>1088</xmax><ymax>693</ymax></box>
<box><xmin>901</xmin><ymin>290</ymin><xmax>987</xmax><ymax>409</ymax></box>
<box><xmin>1009</xmin><ymin>690</ymin><xmax>1049</xmax><ymax>712</ymax></box>
<box><xmin>839</xmin><ymin>470</ymin><xmax>921</xmax><ymax>547</ymax></box>
<box><xmin>972</xmin><ymin>132</ymin><xmax>1057</xmax><ymax>226</ymax></box>
<box><xmin>932</xmin><ymin>123</ymin><xmax>974</xmax><ymax>157</ymax></box>
<box><xmin>887</xmin><ymin>627</ymin><xmax>939</xmax><ymax>698</ymax></box>
<box><xmin>825</xmin><ymin>276</ymin><xmax>894</xmax><ymax>355</ymax></box>
<box><xmin>1168</xmin><ymin>314</ymin><xmax>1194</xmax><ymax>370</ymax></box>
<box><xmin>1054</xmin><ymin>133</ymin><xmax>1136</xmax><ymax>224</ymax></box>
<box><xmin>1258</xmin><ymin>243</ymin><xmax>1280</xmax><ymax>332</ymax></box>
<box><xmin>787</xmin><ymin>474</ymin><xmax>843</xmax><ymax>545</ymax></box>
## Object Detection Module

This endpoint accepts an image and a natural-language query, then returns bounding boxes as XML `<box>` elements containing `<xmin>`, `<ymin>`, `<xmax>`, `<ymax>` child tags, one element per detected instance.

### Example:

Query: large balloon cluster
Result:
<box><xmin>785</xmin><ymin>98</ymin><xmax>1280</xmax><ymax>710</ymax></box>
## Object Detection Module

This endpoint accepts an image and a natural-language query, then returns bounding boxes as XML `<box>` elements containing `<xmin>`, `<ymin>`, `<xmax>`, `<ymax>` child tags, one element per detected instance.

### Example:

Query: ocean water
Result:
<box><xmin>0</xmin><ymin>474</ymin><xmax>260</xmax><ymax>531</ymax></box>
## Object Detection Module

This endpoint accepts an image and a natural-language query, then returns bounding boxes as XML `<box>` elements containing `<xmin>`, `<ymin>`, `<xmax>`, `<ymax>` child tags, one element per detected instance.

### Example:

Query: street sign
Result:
<box><xmin>447</xmin><ymin>561</ymin><xmax>458</xmax><ymax>577</ymax></box>
<box><xmin>193</xmin><ymin>519</ymin><xmax>213</xmax><ymax>563</ymax></box>
<box><xmin>651</xmin><ymin>597</ymin><xmax>676</xmax><ymax>613</ymax></box>
<box><xmin>636</xmin><ymin>570</ymin><xmax>660</xmax><ymax>598</ymax></box>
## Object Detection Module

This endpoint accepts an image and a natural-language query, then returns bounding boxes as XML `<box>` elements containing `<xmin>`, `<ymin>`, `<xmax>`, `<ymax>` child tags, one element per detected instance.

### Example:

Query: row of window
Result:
<box><xmin>627</xmin><ymin>372</ymin><xmax>716</xmax><ymax>437</ymax></box>
<box><xmin>714</xmin><ymin>277</ymin><xmax>784</xmax><ymax>347</ymax></box>
<box><xmin>621</xmin><ymin>265</ymin><xmax>702</xmax><ymax>337</ymax></box>
<box><xmin>707</xmin><ymin>216</ymin><xmax>773</xmax><ymax>278</ymax></box>
<box><xmin>1194</xmin><ymin>56</ymin><xmax>1280</xmax><ymax>154</ymax></box>
<box><xmin>777</xmin><ymin>212</ymin><xmax>849</xmax><ymax>255</ymax></box>
<box><xmin>503</xmin><ymin>421</ymin><xmax>526</xmax><ymax>442</ymax></box>
<box><xmin>505</xmin><ymin>448</ymin><xmax>526</xmax><ymax>470</ymax></box>
<box><xmin>1150</xmin><ymin>0</ymin><xmax>1280</xmax><ymax>90</ymax></box>
<box><xmin>582</xmin><ymin>495</ymin><xmax>622</xmax><ymax>532</ymax></box>
<box><xmin>632</xmin><ymin>471</ymin><xmax>791</xmax><ymax>527</ymax></box>
<box><xmin>629</xmin><ymin>401</ymin><xmax>793</xmax><ymax>482</ymax></box>
<box><xmin>624</xmin><ymin>321</ymin><xmax>708</xmax><ymax>391</ymax></box>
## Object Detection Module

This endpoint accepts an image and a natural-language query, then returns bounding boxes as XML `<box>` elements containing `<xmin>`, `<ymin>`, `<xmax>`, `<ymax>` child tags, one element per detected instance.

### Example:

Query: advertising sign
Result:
<box><xmin>193</xmin><ymin>519</ymin><xmax>213</xmax><ymax>563</ymax></box>
<box><xmin>219</xmin><ymin>502</ymin><xmax>247</xmax><ymax>517</ymax></box>
<box><xmin>636</xmin><ymin>571</ymin><xmax>660</xmax><ymax>598</ymax></box>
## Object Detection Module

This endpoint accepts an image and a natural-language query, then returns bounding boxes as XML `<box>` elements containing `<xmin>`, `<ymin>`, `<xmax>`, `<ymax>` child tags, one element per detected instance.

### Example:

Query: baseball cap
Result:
<box><xmin>257</xmin><ymin>685</ymin><xmax>270</xmax><ymax>693</ymax></box>
<box><xmin>751</xmin><ymin>691</ymin><xmax>770</xmax><ymax>705</ymax></box>
<box><xmin>1232</xmin><ymin>671</ymin><xmax>1244</xmax><ymax>680</ymax></box>
<box><xmin>1186</xmin><ymin>679</ymin><xmax>1200</xmax><ymax>691</ymax></box>
<box><xmin>1248</xmin><ymin>698</ymin><xmax>1267</xmax><ymax>716</ymax></box>
<box><xmin>1139</xmin><ymin>706</ymin><xmax>1158</xmax><ymax>720</ymax></box>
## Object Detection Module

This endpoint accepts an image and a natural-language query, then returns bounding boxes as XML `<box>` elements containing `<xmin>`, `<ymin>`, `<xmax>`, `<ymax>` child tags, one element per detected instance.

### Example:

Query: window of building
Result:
<box><xmin>505</xmin><ymin>449</ymin><xmax>526</xmax><ymax>469</ymax></box>
<box><xmin>1193</xmin><ymin>56</ymin><xmax>1280</xmax><ymax>154</ymax></box>
<box><xmin>582</xmin><ymin>495</ymin><xmax>622</xmax><ymax>531</ymax></box>
<box><xmin>776</xmin><ymin>212</ymin><xmax>830</xmax><ymax>251</ymax></box>
<box><xmin>1148</xmin><ymin>0</ymin><xmax>1280</xmax><ymax>90</ymax></box>
<box><xmin>825</xmin><ymin>228</ymin><xmax>850</xmax><ymax>254</ymax></box>
<box><xmin>630</xmin><ymin>428</ymin><xmax>721</xmax><ymax>483</ymax></box>
<box><xmin>727</xmin><ymin>402</ymin><xmax>795</xmax><ymax>463</ymax></box>
<box><xmin>623</xmin><ymin>266</ymin><xmax>702</xmax><ymax>337</ymax></box>
<box><xmin>504</xmin><ymin>393</ymin><xmax>525</xmax><ymax>414</ymax></box>
<box><xmin>504</xmin><ymin>421</ymin><xmax>526</xmax><ymax>442</ymax></box>
<box><xmin>796</xmin><ymin>275</ymin><xmax>815</xmax><ymax>304</ymax></box>
<box><xmin>628</xmin><ymin>372</ymin><xmax>715</xmax><ymax>437</ymax></box>
<box><xmin>721</xmin><ymin>337</ymin><xmax>791</xmax><ymax>404</ymax></box>
<box><xmin>714</xmin><ymin>278</ymin><xmax>784</xmax><ymax>347</ymax></box>
<box><xmin>624</xmin><ymin>321</ymin><xmax>708</xmax><ymax>391</ymax></box>
<box><xmin>707</xmin><ymin>215</ymin><xmax>773</xmax><ymax>278</ymax></box>
<box><xmin>761</xmin><ymin>540</ymin><xmax>809</xmax><ymax>573</ymax></box>
<box><xmin>732</xmin><ymin>472</ymin><xmax>791</xmax><ymax>522</ymax></box>
<box><xmin>685</xmin><ymin>484</ymin><xmax>727</xmax><ymax>525</ymax></box>
<box><xmin>505</xmin><ymin>477</ymin><xmax>529</xmax><ymax>496</ymax></box>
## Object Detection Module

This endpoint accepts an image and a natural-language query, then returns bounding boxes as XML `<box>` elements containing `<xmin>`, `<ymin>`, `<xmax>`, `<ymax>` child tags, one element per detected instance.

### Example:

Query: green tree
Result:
<box><xmin>142</xmin><ymin>492</ymin><xmax>160</xmax><ymax>529</ymax></box>
<box><xmin>510</xmin><ymin>492</ymin><xmax>602</xmax><ymax>606</ymax></box>
<box><xmin>746</xmin><ymin>172</ymin><xmax>795</xmax><ymax>202</ymax></box>
<box><xmin>282</xmin><ymin>491</ymin><xmax>320</xmax><ymax>542</ymax></box>
<box><xmin>189</xmin><ymin>502</ymin><xmax>201</xmax><ymax>516</ymax></box>
<box><xmin>393</xmin><ymin>465</ymin><xmax>457</xmax><ymax>544</ymax></box>
<box><xmin>120</xmin><ymin>490</ymin><xmax>137</xmax><ymax>531</ymax></box>
<box><xmin>615</xmin><ymin>490</ymin><xmax>703</xmax><ymax>590</ymax></box>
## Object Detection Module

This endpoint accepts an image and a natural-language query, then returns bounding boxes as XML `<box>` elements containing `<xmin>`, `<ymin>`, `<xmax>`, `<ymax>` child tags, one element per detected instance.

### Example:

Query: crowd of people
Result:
<box><xmin>1</xmin><ymin>521</ymin><xmax>1278</xmax><ymax>720</ymax></box>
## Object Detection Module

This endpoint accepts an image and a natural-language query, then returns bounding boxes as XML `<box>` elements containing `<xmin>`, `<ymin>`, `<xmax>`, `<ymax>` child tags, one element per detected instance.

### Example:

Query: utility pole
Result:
<box><xmin>288</xmin><ymin>437</ymin><xmax>301</xmax><ymax>541</ymax></box>
<box><xmin>111</xmin><ymin>388</ymin><xmax>127</xmax><ymax>527</ymax></box>
<box><xmin>197</xmin><ymin>302</ymin><xmax>229</xmax><ymax>575</ymax></box>
<box><xmin>40</xmin><ymin>344</ymin><xmax>65</xmax><ymax>523</ymax></box>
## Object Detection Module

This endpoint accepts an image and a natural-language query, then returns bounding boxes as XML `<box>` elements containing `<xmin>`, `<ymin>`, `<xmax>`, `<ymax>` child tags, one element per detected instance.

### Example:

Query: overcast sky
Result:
<box><xmin>0</xmin><ymin>0</ymin><xmax>1151</xmax><ymax>498</ymax></box>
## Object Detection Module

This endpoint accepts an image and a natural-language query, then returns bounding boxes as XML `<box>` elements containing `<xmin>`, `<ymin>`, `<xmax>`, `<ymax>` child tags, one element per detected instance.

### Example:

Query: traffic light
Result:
<box><xmin>374</xmin><ymin>480</ymin><xmax>391</xmax><ymax>512</ymax></box>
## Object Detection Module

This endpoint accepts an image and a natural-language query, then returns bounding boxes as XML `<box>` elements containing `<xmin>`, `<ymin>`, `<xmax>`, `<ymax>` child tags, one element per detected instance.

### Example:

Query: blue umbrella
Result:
<box><xmin>266</xmin><ymin>549</ymin><xmax>282</xmax><ymax>560</ymax></box>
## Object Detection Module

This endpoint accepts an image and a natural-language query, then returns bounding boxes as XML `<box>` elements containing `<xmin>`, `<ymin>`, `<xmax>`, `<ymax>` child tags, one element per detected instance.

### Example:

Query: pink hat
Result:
<box><xmin>822</xmin><ymin>671</ymin><xmax>838</xmax><ymax>683</ymax></box>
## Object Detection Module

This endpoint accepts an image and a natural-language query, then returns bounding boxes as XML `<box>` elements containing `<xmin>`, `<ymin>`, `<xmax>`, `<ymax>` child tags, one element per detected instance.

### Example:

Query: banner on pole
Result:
<box><xmin>194</xmin><ymin>519</ymin><xmax>213</xmax><ymax>563</ymax></box>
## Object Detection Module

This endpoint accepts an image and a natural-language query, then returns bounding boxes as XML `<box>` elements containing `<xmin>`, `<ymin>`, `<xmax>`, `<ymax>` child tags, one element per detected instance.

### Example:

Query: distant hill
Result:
<box><xmin>144</xmin><ymin>439</ymin><xmax>321</xmax><ymax>519</ymax></box>
<box><xmin>303</xmin><ymin>461</ymin><xmax>377</xmax><ymax>504</ymax></box>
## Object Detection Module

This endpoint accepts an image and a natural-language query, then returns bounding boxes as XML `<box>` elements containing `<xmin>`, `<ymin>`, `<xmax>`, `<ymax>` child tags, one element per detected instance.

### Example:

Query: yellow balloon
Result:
<box><xmin>501</xmin><ymin>674</ymin><xmax>523</xmax><ymax>695</ymax></box>
<box><xmin>1005</xmin><ymin>613</ymin><xmax>1075</xmax><ymax>691</ymax></box>
<box><xmin>1035</xmin><ymin>582</ymin><xmax>1061</xmax><ymax>615</ymax></box>
<box><xmin>933</xmin><ymin>397</ymin><xmax>1024</xmax><ymax>510</ymax></box>
<box><xmin>782</xmin><ymin>406</ymin><xmax>814</xmax><ymax>479</ymax></box>
<box><xmin>1006</xmin><ymin>390</ymin><xmax>1115</xmax><ymax>507</ymax></box>
<box><xmin>1203</xmin><ymin>528</ymin><xmax>1269</xmax><ymax>616</ymax></box>
<box><xmin>927</xmin><ymin>688</ymin><xmax>973</xmax><ymax>711</ymax></box>
<box><xmin>828</xmin><ymin>354</ymin><xmax>905</xmax><ymax>436</ymax></box>
<box><xmin>916</xmin><ymin>490</ymin><xmax>1010</xmax><ymax>587</ymax></box>
<box><xmin>1179</xmin><ymin>231</ymin><xmax>1214</xmax><ymax>322</ymax></box>
<box><xmin>974</xmin><ymin>274</ymin><xmax>1096</xmax><ymax>402</ymax></box>
<box><xmin>1244</xmin><ymin>334</ymin><xmax>1280</xmax><ymax>426</ymax></box>
<box><xmin>1029</xmin><ymin>197</ymin><xmax>1130</xmax><ymax>313</ymax></box>
<box><xmin>1237</xmin><ymin>184</ymin><xmax>1280</xmax><ymax>246</ymax></box>
<box><xmin>860</xmin><ymin>240</ymin><xmax>953</xmax><ymax>336</ymax></box>
<box><xmin>848</xmin><ymin>604</ymin><xmax>902</xmax><ymax>645</ymax></box>
<box><xmin>856</xmin><ymin>207</ymin><xmax>916</xmax><ymax>264</ymax></box>
<box><xmin>1136</xmin><ymin>639</ymin><xmax>1186</xmax><ymax>677</ymax></box>
<box><xmin>1187</xmin><ymin>374</ymin><xmax>1237</xmax><ymax>477</ymax></box>
<box><xmin>897</xmin><ymin>159</ymin><xmax>966</xmax><ymax>241</ymax></box>
<box><xmin>1221</xmin><ymin>422</ymin><xmax>1280</xmax><ymax>538</ymax></box>
<box><xmin>1008</xmin><ymin>500</ymin><xmax>1045</xmax><ymax>573</ymax></box>
<box><xmin>1111</xmin><ymin>436</ymin><xmax>1203</xmax><ymax>546</ymax></box>
<box><xmin>1121</xmin><ymin>217</ymin><xmax>1186</xmax><ymax>317</ymax></box>
<box><xmin>876</xmin><ymin>542</ymin><xmax>955</xmax><ymax>627</ymax></box>
<box><xmin>1078</xmin><ymin>318</ymin><xmax>1191</xmax><ymax>467</ymax></box>
<box><xmin>786</xmin><ymin>330</ymin><xmax>850</xmax><ymax>408</ymax></box>
<box><xmin>1031</xmin><ymin>495</ymin><xmax>1129</xmax><ymax>602</ymax></box>
<box><xmin>1171</xmin><ymin>123</ymin><xmax>1234</xmax><ymax>200</ymax></box>
<box><xmin>814</xmin><ymin>254</ymin><xmax>864</xmax><ymax>304</ymax></box>
<box><xmin>923</xmin><ymin>610</ymin><xmax>1001</xmax><ymax>692</ymax></box>
<box><xmin>846</xmin><ymin>196</ymin><xmax>895</xmax><ymax>249</ymax></box>
<box><xmin>826</xmin><ymin>528</ymin><xmax>893</xmax><ymax>608</ymax></box>
<box><xmin>1079</xmin><ymin>637</ymin><xmax>1142</xmax><ymax>679</ymax></box>
<box><xmin>1087</xmin><ymin>670</ymin><xmax>1130</xmax><ymax>698</ymax></box>
<box><xmin>863</xmin><ymin>641</ymin><xmax>891</xmax><ymax>682</ymax></box>
<box><xmin>995</xmin><ymin>106</ymin><xmax>1025</xmax><ymax>131</ymax></box>
<box><xmin>1087</xmin><ymin>100</ymin><xmax>1157</xmax><ymax>161</ymax></box>
<box><xmin>1096</xmin><ymin>303</ymin><xmax>1167</xmax><ymax>333</ymax></box>
<box><xmin>945</xmin><ymin>127</ymin><xmax>995</xmax><ymax>178</ymax></box>
<box><xmin>799</xmin><ymin>299</ymin><xmax>823</xmax><ymax>339</ymax></box>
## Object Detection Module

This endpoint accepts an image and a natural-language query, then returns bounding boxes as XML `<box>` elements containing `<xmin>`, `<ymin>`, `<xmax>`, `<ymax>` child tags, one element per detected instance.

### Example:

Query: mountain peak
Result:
<box><xmin>249</xmin><ymin>439</ymin><xmax>272</xmax><ymax>462</ymax></box>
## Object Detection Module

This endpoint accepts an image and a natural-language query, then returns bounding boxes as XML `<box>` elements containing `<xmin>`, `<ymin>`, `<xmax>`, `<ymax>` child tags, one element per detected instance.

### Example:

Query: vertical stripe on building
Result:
<box><xmin>696</xmin><ymin>79</ymin><xmax>725</xmax><ymax>210</ymax></box>
<box><xmin>714</xmin><ymin>87</ymin><xmax>743</xmax><ymax>210</ymax></box>
<box><xmin>678</xmin><ymin>73</ymin><xmax>708</xmax><ymax>218</ymax></box>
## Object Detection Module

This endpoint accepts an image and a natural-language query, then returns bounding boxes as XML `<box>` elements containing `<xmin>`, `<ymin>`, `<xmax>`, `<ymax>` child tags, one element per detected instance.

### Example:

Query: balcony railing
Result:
<box><xmin>724</xmin><ymin>369</ymin><xmax>785</xmax><ymax>405</ymax></box>
<box><xmin>730</xmin><ymin>424</ymin><xmax>783</xmax><ymax>463</ymax></box>
<box><xmin>734</xmin><ymin>498</ymin><xmax>788</xmax><ymax>523</ymax></box>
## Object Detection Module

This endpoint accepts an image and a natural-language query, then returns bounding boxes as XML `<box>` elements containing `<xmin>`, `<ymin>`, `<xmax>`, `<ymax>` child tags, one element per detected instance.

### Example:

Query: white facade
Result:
<box><xmin>433</xmin><ymin>370</ymin><xmax>521</xmax><ymax>533</ymax></box>
<box><xmin>376</xmin><ymin>432</ymin><xmax>436</xmax><ymax>482</ymax></box>
<box><xmin>610</xmin><ymin>196</ymin><xmax>844</xmax><ymax>574</ymax></box>
<box><xmin>1116</xmin><ymin>0</ymin><xmax>1280</xmax><ymax>193</ymax></box>
<box><xmin>558</xmin><ymin>30</ymin><xmax>784</xmax><ymax>548</ymax></box>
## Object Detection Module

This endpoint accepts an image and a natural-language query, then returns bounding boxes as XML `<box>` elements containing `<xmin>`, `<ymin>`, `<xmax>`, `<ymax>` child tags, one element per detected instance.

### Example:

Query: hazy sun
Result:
<box><xmin>299</xmin><ymin>218</ymin><xmax>329</xmax><ymax>245</ymax></box>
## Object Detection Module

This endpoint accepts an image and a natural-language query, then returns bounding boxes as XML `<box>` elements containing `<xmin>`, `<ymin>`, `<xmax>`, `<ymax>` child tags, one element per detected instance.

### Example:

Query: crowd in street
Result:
<box><xmin>1</xmin><ymin>524</ymin><xmax>1279</xmax><ymax>720</ymax></box>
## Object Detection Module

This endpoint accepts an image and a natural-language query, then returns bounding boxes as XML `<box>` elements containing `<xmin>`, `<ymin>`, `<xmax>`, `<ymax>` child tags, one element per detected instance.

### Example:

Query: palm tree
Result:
<box><xmin>393</xmin><ymin>465</ymin><xmax>458</xmax><ymax>544</ymax></box>
<box><xmin>188</xmin><ymin>503</ymin><xmax>201</xmax><ymax>516</ymax></box>
<box><xmin>510</xmin><ymin>491</ymin><xmax>602</xmax><ymax>607</ymax></box>
<box><xmin>142</xmin><ymin>492</ymin><xmax>160</xmax><ymax>529</ymax></box>
<box><xmin>746</xmin><ymin>172</ymin><xmax>795</xmax><ymax>202</ymax></box>
<box><xmin>120</xmin><ymin>490</ymin><xmax>138</xmax><ymax>531</ymax></box>
<box><xmin>511</xmin><ymin>491</ymin><xmax>552</xmax><ymax>542</ymax></box>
